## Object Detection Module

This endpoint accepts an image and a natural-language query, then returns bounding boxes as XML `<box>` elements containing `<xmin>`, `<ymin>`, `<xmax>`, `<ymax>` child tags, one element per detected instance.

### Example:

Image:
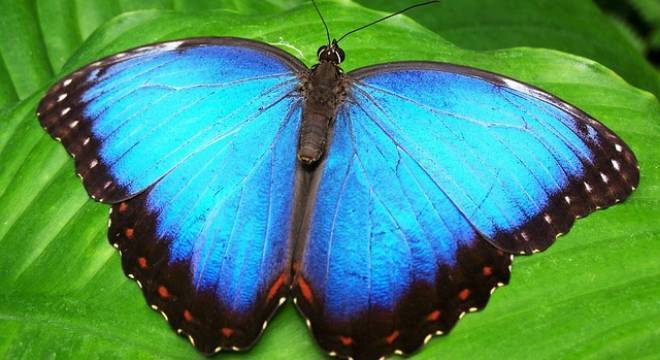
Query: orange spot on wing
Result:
<box><xmin>426</xmin><ymin>310</ymin><xmax>441</xmax><ymax>322</ymax></box>
<box><xmin>118</xmin><ymin>202</ymin><xmax>128</xmax><ymax>213</ymax></box>
<box><xmin>267</xmin><ymin>273</ymin><xmax>287</xmax><ymax>301</ymax></box>
<box><xmin>125</xmin><ymin>228</ymin><xmax>134</xmax><ymax>239</ymax></box>
<box><xmin>183</xmin><ymin>309</ymin><xmax>193</xmax><ymax>322</ymax></box>
<box><xmin>339</xmin><ymin>336</ymin><xmax>353</xmax><ymax>346</ymax></box>
<box><xmin>221</xmin><ymin>328</ymin><xmax>234</xmax><ymax>337</ymax></box>
<box><xmin>385</xmin><ymin>330</ymin><xmax>400</xmax><ymax>344</ymax></box>
<box><xmin>459</xmin><ymin>288</ymin><xmax>471</xmax><ymax>301</ymax></box>
<box><xmin>158</xmin><ymin>285</ymin><xmax>170</xmax><ymax>299</ymax></box>
<box><xmin>297</xmin><ymin>276</ymin><xmax>314</xmax><ymax>303</ymax></box>
<box><xmin>482</xmin><ymin>266</ymin><xmax>493</xmax><ymax>276</ymax></box>
<box><xmin>137</xmin><ymin>257</ymin><xmax>148</xmax><ymax>269</ymax></box>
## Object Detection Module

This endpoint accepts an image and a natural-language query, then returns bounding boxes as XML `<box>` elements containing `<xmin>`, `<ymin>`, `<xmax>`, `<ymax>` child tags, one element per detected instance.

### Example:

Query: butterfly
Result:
<box><xmin>36</xmin><ymin>2</ymin><xmax>639</xmax><ymax>359</ymax></box>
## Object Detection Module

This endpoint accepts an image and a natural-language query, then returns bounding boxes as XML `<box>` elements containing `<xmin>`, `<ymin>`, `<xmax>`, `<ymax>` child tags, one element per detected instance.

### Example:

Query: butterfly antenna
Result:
<box><xmin>312</xmin><ymin>0</ymin><xmax>332</xmax><ymax>46</ymax></box>
<box><xmin>336</xmin><ymin>0</ymin><xmax>440</xmax><ymax>43</ymax></box>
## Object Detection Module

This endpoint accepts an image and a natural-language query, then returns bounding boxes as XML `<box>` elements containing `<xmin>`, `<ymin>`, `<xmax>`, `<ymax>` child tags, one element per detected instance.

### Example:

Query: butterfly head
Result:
<box><xmin>317</xmin><ymin>39</ymin><xmax>345</xmax><ymax>64</ymax></box>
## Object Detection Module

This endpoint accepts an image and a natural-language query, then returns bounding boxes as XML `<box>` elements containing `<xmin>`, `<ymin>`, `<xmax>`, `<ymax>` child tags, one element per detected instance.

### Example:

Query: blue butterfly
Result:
<box><xmin>36</xmin><ymin>8</ymin><xmax>639</xmax><ymax>360</ymax></box>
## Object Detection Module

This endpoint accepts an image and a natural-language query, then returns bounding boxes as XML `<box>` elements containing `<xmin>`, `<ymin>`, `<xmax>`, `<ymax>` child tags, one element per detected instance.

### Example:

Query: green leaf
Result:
<box><xmin>1</xmin><ymin>1</ymin><xmax>658</xmax><ymax>359</ymax></box>
<box><xmin>630</xmin><ymin>0</ymin><xmax>660</xmax><ymax>26</ymax></box>
<box><xmin>354</xmin><ymin>0</ymin><xmax>660</xmax><ymax>97</ymax></box>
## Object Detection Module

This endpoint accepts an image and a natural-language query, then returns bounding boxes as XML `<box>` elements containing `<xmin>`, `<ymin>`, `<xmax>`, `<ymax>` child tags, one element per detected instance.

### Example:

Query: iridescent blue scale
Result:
<box><xmin>37</xmin><ymin>32</ymin><xmax>638</xmax><ymax>360</ymax></box>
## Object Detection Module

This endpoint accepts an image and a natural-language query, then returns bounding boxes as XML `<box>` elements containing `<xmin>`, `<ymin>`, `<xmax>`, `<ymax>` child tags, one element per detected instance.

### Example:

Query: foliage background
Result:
<box><xmin>0</xmin><ymin>0</ymin><xmax>658</xmax><ymax>359</ymax></box>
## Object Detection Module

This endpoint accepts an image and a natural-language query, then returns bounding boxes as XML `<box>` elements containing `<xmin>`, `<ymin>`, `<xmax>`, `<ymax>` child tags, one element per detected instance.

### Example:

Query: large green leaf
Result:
<box><xmin>355</xmin><ymin>0</ymin><xmax>660</xmax><ymax>97</ymax></box>
<box><xmin>0</xmin><ymin>1</ymin><xmax>658</xmax><ymax>359</ymax></box>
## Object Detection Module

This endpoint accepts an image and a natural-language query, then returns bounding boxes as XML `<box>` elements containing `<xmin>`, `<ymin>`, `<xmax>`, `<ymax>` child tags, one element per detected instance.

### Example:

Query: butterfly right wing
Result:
<box><xmin>292</xmin><ymin>62</ymin><xmax>639</xmax><ymax>360</ymax></box>
<box><xmin>37</xmin><ymin>37</ymin><xmax>306</xmax><ymax>203</ymax></box>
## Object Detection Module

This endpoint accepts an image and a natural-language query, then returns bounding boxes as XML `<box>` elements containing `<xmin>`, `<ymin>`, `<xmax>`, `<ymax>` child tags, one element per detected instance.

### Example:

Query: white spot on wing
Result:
<box><xmin>543</xmin><ymin>214</ymin><xmax>552</xmax><ymax>224</ymax></box>
<box><xmin>83</xmin><ymin>137</ymin><xmax>90</xmax><ymax>146</ymax></box>
<box><xmin>424</xmin><ymin>334</ymin><xmax>433</xmax><ymax>344</ymax></box>
<box><xmin>161</xmin><ymin>41</ymin><xmax>184</xmax><ymax>51</ymax></box>
<box><xmin>90</xmin><ymin>159</ymin><xmax>98</xmax><ymax>168</ymax></box>
<box><xmin>63</xmin><ymin>78</ymin><xmax>72</xmax><ymax>87</ymax></box>
<box><xmin>615</xmin><ymin>144</ymin><xmax>623</xmax><ymax>152</ymax></box>
<box><xmin>564</xmin><ymin>196</ymin><xmax>571</xmax><ymax>204</ymax></box>
<box><xmin>61</xmin><ymin>107</ymin><xmax>71</xmax><ymax>116</ymax></box>
<box><xmin>584</xmin><ymin>182</ymin><xmax>592</xmax><ymax>192</ymax></box>
<box><xmin>521</xmin><ymin>231</ymin><xmax>529</xmax><ymax>242</ymax></box>
<box><xmin>57</xmin><ymin>93</ymin><xmax>67</xmax><ymax>102</ymax></box>
<box><xmin>69</xmin><ymin>120</ymin><xmax>79</xmax><ymax>128</ymax></box>
<box><xmin>600</xmin><ymin>172</ymin><xmax>609</xmax><ymax>183</ymax></box>
<box><xmin>501</xmin><ymin>78</ymin><xmax>528</xmax><ymax>93</ymax></box>
<box><xmin>611</xmin><ymin>159</ymin><xmax>620</xmax><ymax>171</ymax></box>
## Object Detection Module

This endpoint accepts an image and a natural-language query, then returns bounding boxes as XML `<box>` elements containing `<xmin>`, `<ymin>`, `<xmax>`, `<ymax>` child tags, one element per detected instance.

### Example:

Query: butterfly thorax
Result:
<box><xmin>298</xmin><ymin>61</ymin><xmax>347</xmax><ymax>165</ymax></box>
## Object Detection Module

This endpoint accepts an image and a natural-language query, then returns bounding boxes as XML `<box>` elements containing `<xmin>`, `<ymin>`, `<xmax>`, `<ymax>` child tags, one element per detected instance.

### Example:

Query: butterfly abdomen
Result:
<box><xmin>298</xmin><ymin>62</ymin><xmax>346</xmax><ymax>165</ymax></box>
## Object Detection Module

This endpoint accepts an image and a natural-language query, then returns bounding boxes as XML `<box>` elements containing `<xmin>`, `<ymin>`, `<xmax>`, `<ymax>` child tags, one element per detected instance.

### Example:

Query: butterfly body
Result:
<box><xmin>299</xmin><ymin>58</ymin><xmax>346</xmax><ymax>165</ymax></box>
<box><xmin>36</xmin><ymin>34</ymin><xmax>639</xmax><ymax>360</ymax></box>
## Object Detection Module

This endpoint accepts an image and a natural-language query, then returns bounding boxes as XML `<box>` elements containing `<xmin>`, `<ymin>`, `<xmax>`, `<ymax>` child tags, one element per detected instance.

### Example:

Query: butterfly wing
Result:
<box><xmin>292</xmin><ymin>62</ymin><xmax>638</xmax><ymax>359</ymax></box>
<box><xmin>37</xmin><ymin>37</ymin><xmax>305</xmax><ymax>203</ymax></box>
<box><xmin>38</xmin><ymin>38</ymin><xmax>307</xmax><ymax>353</ymax></box>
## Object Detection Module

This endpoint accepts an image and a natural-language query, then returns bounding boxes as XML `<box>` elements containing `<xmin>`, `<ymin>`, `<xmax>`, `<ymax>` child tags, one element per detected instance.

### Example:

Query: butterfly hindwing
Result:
<box><xmin>108</xmin><ymin>93</ymin><xmax>303</xmax><ymax>353</ymax></box>
<box><xmin>292</xmin><ymin>62</ymin><xmax>638</xmax><ymax>359</ymax></box>
<box><xmin>292</xmin><ymin>108</ymin><xmax>512</xmax><ymax>359</ymax></box>
<box><xmin>37</xmin><ymin>37</ymin><xmax>306</xmax><ymax>203</ymax></box>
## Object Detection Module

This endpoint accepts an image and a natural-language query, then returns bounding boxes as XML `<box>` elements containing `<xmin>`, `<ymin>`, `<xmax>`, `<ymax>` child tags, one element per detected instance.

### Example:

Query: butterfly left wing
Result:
<box><xmin>37</xmin><ymin>38</ymin><xmax>309</xmax><ymax>353</ymax></box>
<box><xmin>292</xmin><ymin>62</ymin><xmax>638</xmax><ymax>359</ymax></box>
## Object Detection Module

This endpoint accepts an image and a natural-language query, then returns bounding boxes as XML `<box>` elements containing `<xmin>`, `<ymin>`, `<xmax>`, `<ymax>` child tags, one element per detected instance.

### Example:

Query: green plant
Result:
<box><xmin>0</xmin><ymin>1</ymin><xmax>658</xmax><ymax>359</ymax></box>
